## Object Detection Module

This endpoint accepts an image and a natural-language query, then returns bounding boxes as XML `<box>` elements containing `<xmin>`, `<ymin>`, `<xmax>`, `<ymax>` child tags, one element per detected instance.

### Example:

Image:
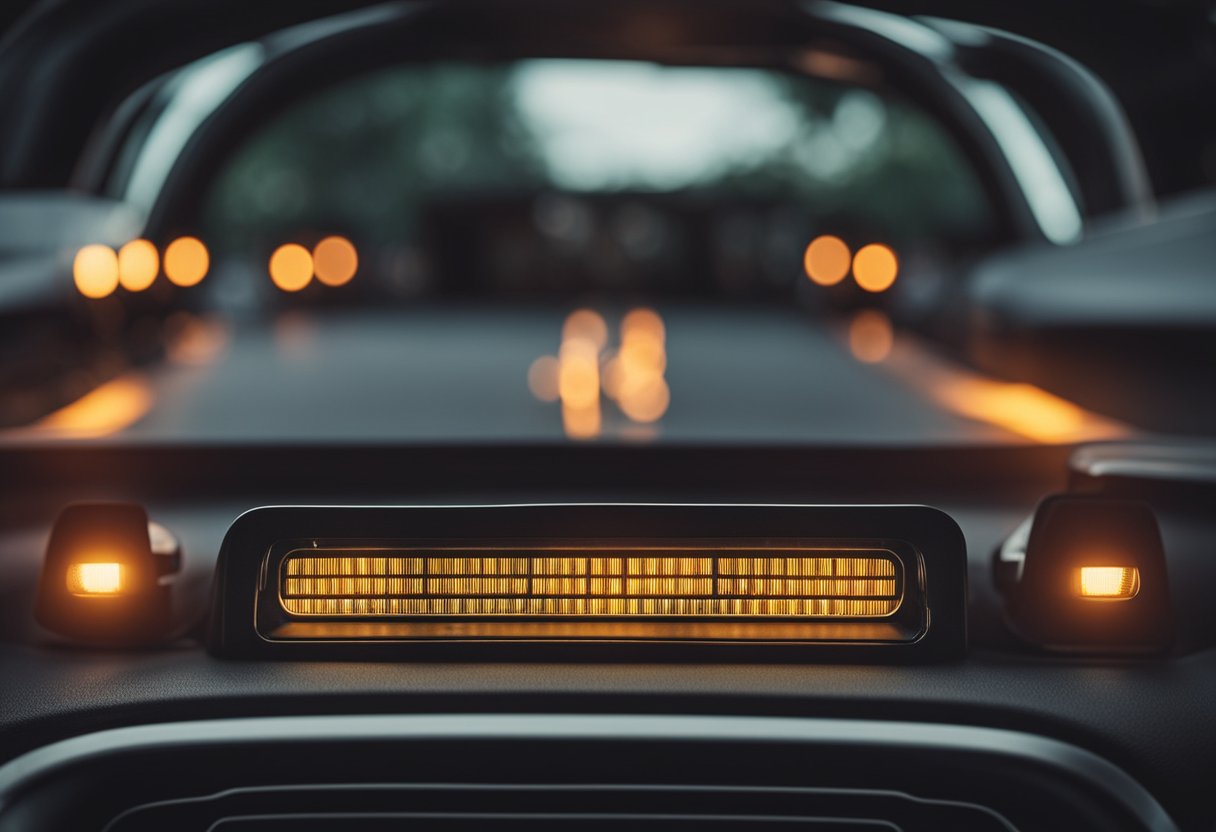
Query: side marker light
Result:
<box><xmin>36</xmin><ymin>503</ymin><xmax>182</xmax><ymax>646</ymax></box>
<box><xmin>1077</xmin><ymin>566</ymin><xmax>1139</xmax><ymax>600</ymax></box>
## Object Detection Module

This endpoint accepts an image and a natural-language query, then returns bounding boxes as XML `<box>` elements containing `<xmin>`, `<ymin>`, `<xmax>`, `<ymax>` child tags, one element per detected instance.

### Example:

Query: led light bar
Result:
<box><xmin>1076</xmin><ymin>566</ymin><xmax>1140</xmax><ymax>599</ymax></box>
<box><xmin>278</xmin><ymin>551</ymin><xmax>902</xmax><ymax>617</ymax></box>
<box><xmin>209</xmin><ymin>505</ymin><xmax>967</xmax><ymax>660</ymax></box>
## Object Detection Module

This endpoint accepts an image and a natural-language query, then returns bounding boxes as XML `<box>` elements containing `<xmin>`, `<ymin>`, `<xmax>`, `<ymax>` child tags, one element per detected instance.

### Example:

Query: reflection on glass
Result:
<box><xmin>531</xmin><ymin>308</ymin><xmax>670</xmax><ymax>439</ymax></box>
<box><xmin>881</xmin><ymin>339</ymin><xmax>1129</xmax><ymax>444</ymax></box>
<box><xmin>562</xmin><ymin>402</ymin><xmax>602</xmax><ymax>439</ymax></box>
<box><xmin>557</xmin><ymin>335</ymin><xmax>600</xmax><ymax>410</ymax></box>
<box><xmin>935</xmin><ymin>379</ymin><xmax>1111</xmax><ymax>444</ymax></box>
<box><xmin>164</xmin><ymin>312</ymin><xmax>229</xmax><ymax>365</ymax></box>
<box><xmin>527</xmin><ymin>355</ymin><xmax>560</xmax><ymax>403</ymax></box>
<box><xmin>29</xmin><ymin>376</ymin><xmax>153</xmax><ymax>437</ymax></box>
<box><xmin>613</xmin><ymin>307</ymin><xmax>669</xmax><ymax>424</ymax></box>
<box><xmin>847</xmin><ymin>309</ymin><xmax>894</xmax><ymax>364</ymax></box>
<box><xmin>562</xmin><ymin>308</ymin><xmax>609</xmax><ymax>350</ymax></box>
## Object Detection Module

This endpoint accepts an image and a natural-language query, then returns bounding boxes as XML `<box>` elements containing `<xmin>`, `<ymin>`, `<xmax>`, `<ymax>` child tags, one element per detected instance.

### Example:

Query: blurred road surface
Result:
<box><xmin>102</xmin><ymin>305</ymin><xmax>1022</xmax><ymax>443</ymax></box>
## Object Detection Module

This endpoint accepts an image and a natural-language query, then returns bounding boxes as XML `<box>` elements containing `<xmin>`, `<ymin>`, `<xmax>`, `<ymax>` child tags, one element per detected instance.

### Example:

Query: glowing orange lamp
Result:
<box><xmin>35</xmin><ymin>503</ymin><xmax>181</xmax><ymax>645</ymax></box>
<box><xmin>1000</xmin><ymin>495</ymin><xmax>1171</xmax><ymax>653</ymax></box>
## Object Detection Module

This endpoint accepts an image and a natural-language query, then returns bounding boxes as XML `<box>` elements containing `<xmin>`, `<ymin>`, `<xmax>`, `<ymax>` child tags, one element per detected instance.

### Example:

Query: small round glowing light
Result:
<box><xmin>66</xmin><ymin>562</ymin><xmax>124</xmax><ymax>595</ymax></box>
<box><xmin>562</xmin><ymin>309</ymin><xmax>608</xmax><ymax>350</ymax></box>
<box><xmin>618</xmin><ymin>337</ymin><xmax>666</xmax><ymax>375</ymax></box>
<box><xmin>163</xmin><ymin>237</ymin><xmax>209</xmax><ymax>287</ymax></box>
<box><xmin>1078</xmin><ymin>566</ymin><xmax>1140</xmax><ymax>599</ymax></box>
<box><xmin>803</xmin><ymin>235</ymin><xmax>851</xmax><ymax>286</ymax></box>
<box><xmin>621</xmin><ymin>307</ymin><xmax>665</xmax><ymax>341</ymax></box>
<box><xmin>117</xmin><ymin>239</ymin><xmax>159</xmax><ymax>291</ymax></box>
<box><xmin>602</xmin><ymin>355</ymin><xmax>624</xmax><ymax>400</ymax></box>
<box><xmin>73</xmin><ymin>244</ymin><xmax>119</xmax><ymax>298</ymax></box>
<box><xmin>164</xmin><ymin>312</ymin><xmax>229</xmax><ymax>365</ymax></box>
<box><xmin>853</xmin><ymin>243</ymin><xmax>899</xmax><ymax>293</ymax></box>
<box><xmin>847</xmin><ymin>309</ymin><xmax>894</xmax><ymax>364</ymax></box>
<box><xmin>562</xmin><ymin>403</ymin><xmax>602</xmax><ymax>440</ymax></box>
<box><xmin>618</xmin><ymin>377</ymin><xmax>670</xmax><ymax>424</ymax></box>
<box><xmin>269</xmin><ymin>244</ymin><xmax>314</xmax><ymax>292</ymax></box>
<box><xmin>558</xmin><ymin>339</ymin><xmax>600</xmax><ymax>409</ymax></box>
<box><xmin>527</xmin><ymin>355</ymin><xmax>560</xmax><ymax>402</ymax></box>
<box><xmin>313</xmin><ymin>236</ymin><xmax>358</xmax><ymax>287</ymax></box>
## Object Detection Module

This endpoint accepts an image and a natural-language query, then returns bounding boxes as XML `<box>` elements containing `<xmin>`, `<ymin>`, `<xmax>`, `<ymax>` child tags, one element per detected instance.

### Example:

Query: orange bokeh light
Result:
<box><xmin>935</xmin><ymin>380</ymin><xmax>1097</xmax><ymax>443</ymax></box>
<box><xmin>615</xmin><ymin>307</ymin><xmax>670</xmax><ymax>422</ymax></box>
<box><xmin>66</xmin><ymin>562</ymin><xmax>124</xmax><ymax>595</ymax></box>
<box><xmin>853</xmin><ymin>243</ymin><xmax>899</xmax><ymax>293</ymax></box>
<box><xmin>618</xmin><ymin>336</ymin><xmax>666</xmax><ymax>375</ymax></box>
<box><xmin>164</xmin><ymin>312</ymin><xmax>229</xmax><ymax>365</ymax></box>
<box><xmin>562</xmin><ymin>309</ymin><xmax>609</xmax><ymax>351</ymax></box>
<box><xmin>562</xmin><ymin>403</ymin><xmax>602</xmax><ymax>439</ymax></box>
<box><xmin>618</xmin><ymin>377</ymin><xmax>670</xmax><ymax>423</ymax></box>
<box><xmin>73</xmin><ymin>244</ymin><xmax>119</xmax><ymax>299</ymax></box>
<box><xmin>117</xmin><ymin>239</ymin><xmax>159</xmax><ymax>292</ymax></box>
<box><xmin>535</xmin><ymin>307</ymin><xmax>671</xmax><ymax>437</ymax></box>
<box><xmin>803</xmin><ymin>235</ymin><xmax>851</xmax><ymax>286</ymax></box>
<box><xmin>163</xmin><ymin>237</ymin><xmax>209</xmax><ymax>287</ymax></box>
<box><xmin>269</xmin><ymin>244</ymin><xmax>314</xmax><ymax>292</ymax></box>
<box><xmin>33</xmin><ymin>375</ymin><xmax>153</xmax><ymax>438</ymax></box>
<box><xmin>313</xmin><ymin>236</ymin><xmax>358</xmax><ymax>287</ymax></box>
<box><xmin>847</xmin><ymin>309</ymin><xmax>894</xmax><ymax>363</ymax></box>
<box><xmin>528</xmin><ymin>355</ymin><xmax>560</xmax><ymax>402</ymax></box>
<box><xmin>878</xmin><ymin>337</ymin><xmax>1129</xmax><ymax>444</ymax></box>
<box><xmin>557</xmin><ymin>338</ymin><xmax>600</xmax><ymax>409</ymax></box>
<box><xmin>621</xmin><ymin>307</ymin><xmax>666</xmax><ymax>341</ymax></box>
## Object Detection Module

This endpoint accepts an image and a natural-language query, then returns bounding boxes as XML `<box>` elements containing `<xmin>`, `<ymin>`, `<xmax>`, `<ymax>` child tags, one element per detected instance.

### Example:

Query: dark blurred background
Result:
<box><xmin>3</xmin><ymin>0</ymin><xmax>1212</xmax><ymax>198</ymax></box>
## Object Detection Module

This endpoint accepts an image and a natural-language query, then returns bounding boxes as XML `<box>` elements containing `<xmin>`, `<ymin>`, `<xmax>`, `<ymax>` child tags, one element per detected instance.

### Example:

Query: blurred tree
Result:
<box><xmin>205</xmin><ymin>64</ymin><xmax>548</xmax><ymax>251</ymax></box>
<box><xmin>204</xmin><ymin>61</ymin><xmax>992</xmax><ymax>257</ymax></box>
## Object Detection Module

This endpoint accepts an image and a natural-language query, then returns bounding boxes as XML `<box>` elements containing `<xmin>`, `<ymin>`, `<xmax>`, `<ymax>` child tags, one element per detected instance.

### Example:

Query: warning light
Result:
<box><xmin>66</xmin><ymin>562</ymin><xmax>124</xmax><ymax>595</ymax></box>
<box><xmin>1077</xmin><ymin>566</ymin><xmax>1140</xmax><ymax>599</ymax></box>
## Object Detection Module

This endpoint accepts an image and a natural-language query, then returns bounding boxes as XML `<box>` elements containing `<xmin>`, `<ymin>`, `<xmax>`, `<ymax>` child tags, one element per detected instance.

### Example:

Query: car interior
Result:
<box><xmin>0</xmin><ymin>1</ymin><xmax>1213</xmax><ymax>830</ymax></box>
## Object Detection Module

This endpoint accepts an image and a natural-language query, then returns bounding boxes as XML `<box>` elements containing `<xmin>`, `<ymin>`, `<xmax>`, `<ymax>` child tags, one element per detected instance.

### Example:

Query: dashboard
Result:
<box><xmin>0</xmin><ymin>2</ymin><xmax>1214</xmax><ymax>830</ymax></box>
<box><xmin>1</xmin><ymin>441</ymin><xmax>1213</xmax><ymax>830</ymax></box>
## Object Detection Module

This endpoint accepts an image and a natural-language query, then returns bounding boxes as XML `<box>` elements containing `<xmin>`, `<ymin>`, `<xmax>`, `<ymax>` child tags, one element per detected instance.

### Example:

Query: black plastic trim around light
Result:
<box><xmin>208</xmin><ymin>503</ymin><xmax>967</xmax><ymax>661</ymax></box>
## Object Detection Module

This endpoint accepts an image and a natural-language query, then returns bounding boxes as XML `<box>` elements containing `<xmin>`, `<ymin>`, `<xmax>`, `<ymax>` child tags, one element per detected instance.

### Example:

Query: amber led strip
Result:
<box><xmin>279</xmin><ymin>550</ymin><xmax>901</xmax><ymax>618</ymax></box>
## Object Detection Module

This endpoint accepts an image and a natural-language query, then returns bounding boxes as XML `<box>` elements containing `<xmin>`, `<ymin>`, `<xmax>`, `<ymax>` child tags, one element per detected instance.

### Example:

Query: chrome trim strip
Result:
<box><xmin>0</xmin><ymin>714</ymin><xmax>1177</xmax><ymax>831</ymax></box>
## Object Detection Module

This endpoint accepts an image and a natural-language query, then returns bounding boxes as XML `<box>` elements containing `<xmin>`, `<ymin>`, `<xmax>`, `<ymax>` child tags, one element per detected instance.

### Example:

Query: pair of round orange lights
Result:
<box><xmin>268</xmin><ymin>236</ymin><xmax>358</xmax><ymax>292</ymax></box>
<box><xmin>803</xmin><ymin>235</ymin><xmax>899</xmax><ymax>293</ymax></box>
<box><xmin>73</xmin><ymin>237</ymin><xmax>209</xmax><ymax>299</ymax></box>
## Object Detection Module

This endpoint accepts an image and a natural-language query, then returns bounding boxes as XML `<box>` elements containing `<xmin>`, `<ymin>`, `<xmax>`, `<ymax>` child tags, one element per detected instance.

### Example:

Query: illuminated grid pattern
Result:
<box><xmin>1077</xmin><ymin>566</ymin><xmax>1140</xmax><ymax>599</ymax></box>
<box><xmin>65</xmin><ymin>562</ymin><xmax>124</xmax><ymax>595</ymax></box>
<box><xmin>280</xmin><ymin>551</ymin><xmax>901</xmax><ymax>618</ymax></box>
